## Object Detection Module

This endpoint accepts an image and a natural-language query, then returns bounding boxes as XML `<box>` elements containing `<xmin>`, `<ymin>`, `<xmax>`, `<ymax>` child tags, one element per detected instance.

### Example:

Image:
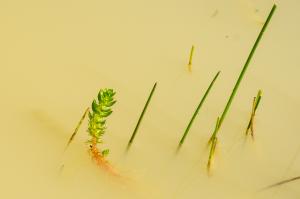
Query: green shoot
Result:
<box><xmin>127</xmin><ymin>82</ymin><xmax>157</xmax><ymax>148</ymax></box>
<box><xmin>208</xmin><ymin>4</ymin><xmax>276</xmax><ymax>143</ymax></box>
<box><xmin>188</xmin><ymin>45</ymin><xmax>195</xmax><ymax>72</ymax></box>
<box><xmin>178</xmin><ymin>71</ymin><xmax>220</xmax><ymax>147</ymax></box>
<box><xmin>65</xmin><ymin>107</ymin><xmax>90</xmax><ymax>151</ymax></box>
<box><xmin>245</xmin><ymin>90</ymin><xmax>262</xmax><ymax>138</ymax></box>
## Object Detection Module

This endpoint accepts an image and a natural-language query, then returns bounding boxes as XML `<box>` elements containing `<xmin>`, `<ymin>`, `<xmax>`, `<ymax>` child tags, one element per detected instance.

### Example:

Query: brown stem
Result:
<box><xmin>89</xmin><ymin>137</ymin><xmax>120</xmax><ymax>177</ymax></box>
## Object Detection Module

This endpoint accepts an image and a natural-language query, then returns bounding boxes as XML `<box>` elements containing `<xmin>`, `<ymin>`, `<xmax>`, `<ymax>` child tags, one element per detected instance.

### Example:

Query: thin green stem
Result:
<box><xmin>254</xmin><ymin>90</ymin><xmax>262</xmax><ymax>110</ymax></box>
<box><xmin>245</xmin><ymin>97</ymin><xmax>256</xmax><ymax>136</ymax></box>
<box><xmin>210</xmin><ymin>4</ymin><xmax>276</xmax><ymax>140</ymax></box>
<box><xmin>179</xmin><ymin>71</ymin><xmax>220</xmax><ymax>146</ymax></box>
<box><xmin>207</xmin><ymin>117</ymin><xmax>220</xmax><ymax>171</ymax></box>
<box><xmin>127</xmin><ymin>82</ymin><xmax>157</xmax><ymax>148</ymax></box>
<box><xmin>188</xmin><ymin>45</ymin><xmax>195</xmax><ymax>71</ymax></box>
<box><xmin>208</xmin><ymin>116</ymin><xmax>220</xmax><ymax>144</ymax></box>
<box><xmin>65</xmin><ymin>107</ymin><xmax>90</xmax><ymax>151</ymax></box>
<box><xmin>260</xmin><ymin>176</ymin><xmax>300</xmax><ymax>191</ymax></box>
<box><xmin>246</xmin><ymin>90</ymin><xmax>262</xmax><ymax>136</ymax></box>
<box><xmin>207</xmin><ymin>136</ymin><xmax>218</xmax><ymax>171</ymax></box>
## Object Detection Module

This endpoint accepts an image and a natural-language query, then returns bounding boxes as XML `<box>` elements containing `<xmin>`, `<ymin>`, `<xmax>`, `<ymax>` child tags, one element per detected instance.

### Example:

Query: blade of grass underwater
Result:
<box><xmin>65</xmin><ymin>107</ymin><xmax>90</xmax><ymax>151</ymax></box>
<box><xmin>246</xmin><ymin>89</ymin><xmax>262</xmax><ymax>136</ymax></box>
<box><xmin>127</xmin><ymin>82</ymin><xmax>157</xmax><ymax>148</ymax></box>
<box><xmin>207</xmin><ymin>117</ymin><xmax>220</xmax><ymax>171</ymax></box>
<box><xmin>188</xmin><ymin>45</ymin><xmax>195</xmax><ymax>71</ymax></box>
<box><xmin>178</xmin><ymin>71</ymin><xmax>220</xmax><ymax>147</ymax></box>
<box><xmin>254</xmin><ymin>90</ymin><xmax>262</xmax><ymax>111</ymax></box>
<box><xmin>245</xmin><ymin>97</ymin><xmax>256</xmax><ymax>136</ymax></box>
<box><xmin>209</xmin><ymin>4</ymin><xmax>276</xmax><ymax>140</ymax></box>
<box><xmin>260</xmin><ymin>176</ymin><xmax>300</xmax><ymax>191</ymax></box>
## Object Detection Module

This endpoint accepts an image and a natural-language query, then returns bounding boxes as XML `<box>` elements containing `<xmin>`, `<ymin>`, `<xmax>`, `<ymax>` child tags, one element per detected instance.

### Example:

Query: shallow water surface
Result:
<box><xmin>1</xmin><ymin>0</ymin><xmax>300</xmax><ymax>198</ymax></box>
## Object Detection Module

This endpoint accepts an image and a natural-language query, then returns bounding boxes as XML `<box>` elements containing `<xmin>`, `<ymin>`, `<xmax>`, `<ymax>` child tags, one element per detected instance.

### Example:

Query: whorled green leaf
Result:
<box><xmin>105</xmin><ymin>100</ymin><xmax>116</xmax><ymax>107</ymax></box>
<box><xmin>100</xmin><ymin>110</ymin><xmax>112</xmax><ymax>117</ymax></box>
<box><xmin>92</xmin><ymin>100</ymin><xmax>100</xmax><ymax>113</ymax></box>
<box><xmin>101</xmin><ymin>149</ymin><xmax>110</xmax><ymax>156</ymax></box>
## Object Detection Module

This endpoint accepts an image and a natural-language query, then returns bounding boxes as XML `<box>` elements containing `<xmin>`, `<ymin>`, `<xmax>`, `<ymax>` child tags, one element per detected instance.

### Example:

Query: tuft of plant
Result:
<box><xmin>245</xmin><ymin>90</ymin><xmax>262</xmax><ymax>138</ymax></box>
<box><xmin>207</xmin><ymin>4</ymin><xmax>276</xmax><ymax>172</ymax></box>
<box><xmin>188</xmin><ymin>45</ymin><xmax>195</xmax><ymax>72</ymax></box>
<box><xmin>65</xmin><ymin>88</ymin><xmax>118</xmax><ymax>176</ymax></box>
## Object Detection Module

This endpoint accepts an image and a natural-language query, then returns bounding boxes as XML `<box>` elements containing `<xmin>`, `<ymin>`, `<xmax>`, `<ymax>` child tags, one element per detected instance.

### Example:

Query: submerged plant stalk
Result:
<box><xmin>188</xmin><ymin>45</ymin><xmax>195</xmax><ymax>72</ymax></box>
<box><xmin>65</xmin><ymin>107</ymin><xmax>90</xmax><ymax>151</ymax></box>
<box><xmin>207</xmin><ymin>117</ymin><xmax>220</xmax><ymax>171</ymax></box>
<box><xmin>245</xmin><ymin>90</ymin><xmax>262</xmax><ymax>137</ymax></box>
<box><xmin>260</xmin><ymin>176</ymin><xmax>300</xmax><ymax>191</ymax></box>
<box><xmin>127</xmin><ymin>82</ymin><xmax>157</xmax><ymax>148</ymax></box>
<box><xmin>178</xmin><ymin>71</ymin><xmax>220</xmax><ymax>147</ymax></box>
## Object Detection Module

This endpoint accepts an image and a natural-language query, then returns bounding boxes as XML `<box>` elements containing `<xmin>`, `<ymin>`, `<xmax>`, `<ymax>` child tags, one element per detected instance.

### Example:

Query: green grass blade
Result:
<box><xmin>211</xmin><ymin>4</ymin><xmax>276</xmax><ymax>139</ymax></box>
<box><xmin>245</xmin><ymin>98</ymin><xmax>255</xmax><ymax>136</ymax></box>
<box><xmin>65</xmin><ymin>107</ymin><xmax>90</xmax><ymax>151</ymax></box>
<box><xmin>178</xmin><ymin>71</ymin><xmax>220</xmax><ymax>146</ymax></box>
<box><xmin>207</xmin><ymin>135</ymin><xmax>218</xmax><ymax>171</ymax></box>
<box><xmin>245</xmin><ymin>89</ymin><xmax>262</xmax><ymax>136</ymax></box>
<box><xmin>260</xmin><ymin>176</ymin><xmax>300</xmax><ymax>191</ymax></box>
<box><xmin>127</xmin><ymin>82</ymin><xmax>157</xmax><ymax>147</ymax></box>
<box><xmin>188</xmin><ymin>45</ymin><xmax>195</xmax><ymax>71</ymax></box>
<box><xmin>254</xmin><ymin>90</ymin><xmax>262</xmax><ymax>111</ymax></box>
<box><xmin>207</xmin><ymin>117</ymin><xmax>220</xmax><ymax>172</ymax></box>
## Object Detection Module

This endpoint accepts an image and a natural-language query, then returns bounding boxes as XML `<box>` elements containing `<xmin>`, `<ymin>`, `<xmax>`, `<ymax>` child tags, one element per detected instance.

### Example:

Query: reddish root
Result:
<box><xmin>89</xmin><ymin>142</ymin><xmax>120</xmax><ymax>177</ymax></box>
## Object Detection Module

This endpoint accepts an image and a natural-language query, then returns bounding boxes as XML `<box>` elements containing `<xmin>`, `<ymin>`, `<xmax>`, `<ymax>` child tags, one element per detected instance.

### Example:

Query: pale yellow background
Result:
<box><xmin>1</xmin><ymin>0</ymin><xmax>300</xmax><ymax>198</ymax></box>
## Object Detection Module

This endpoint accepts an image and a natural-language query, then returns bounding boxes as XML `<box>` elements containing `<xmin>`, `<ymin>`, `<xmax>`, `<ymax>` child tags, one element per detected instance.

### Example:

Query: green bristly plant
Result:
<box><xmin>245</xmin><ymin>90</ymin><xmax>262</xmax><ymax>138</ymax></box>
<box><xmin>127</xmin><ymin>82</ymin><xmax>157</xmax><ymax>149</ymax></box>
<box><xmin>65</xmin><ymin>89</ymin><xmax>118</xmax><ymax>175</ymax></box>
<box><xmin>178</xmin><ymin>71</ymin><xmax>220</xmax><ymax>148</ymax></box>
<box><xmin>188</xmin><ymin>45</ymin><xmax>195</xmax><ymax>72</ymax></box>
<box><xmin>207</xmin><ymin>4</ymin><xmax>276</xmax><ymax>171</ymax></box>
<box><xmin>88</xmin><ymin>89</ymin><xmax>116</xmax><ymax>156</ymax></box>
